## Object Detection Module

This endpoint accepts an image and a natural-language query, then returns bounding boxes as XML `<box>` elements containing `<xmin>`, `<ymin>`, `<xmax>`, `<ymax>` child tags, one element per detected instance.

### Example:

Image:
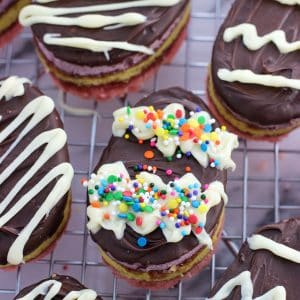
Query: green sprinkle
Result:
<box><xmin>167</xmin><ymin>156</ymin><xmax>173</xmax><ymax>162</ymax></box>
<box><xmin>105</xmin><ymin>193</ymin><xmax>114</xmax><ymax>201</ymax></box>
<box><xmin>107</xmin><ymin>175</ymin><xmax>118</xmax><ymax>183</ymax></box>
<box><xmin>144</xmin><ymin>206</ymin><xmax>154</xmax><ymax>213</ymax></box>
<box><xmin>114</xmin><ymin>191</ymin><xmax>123</xmax><ymax>200</ymax></box>
<box><xmin>170</xmin><ymin>129</ymin><xmax>178</xmax><ymax>135</ymax></box>
<box><xmin>127</xmin><ymin>212</ymin><xmax>135</xmax><ymax>221</ymax></box>
<box><xmin>201</xmin><ymin>194</ymin><xmax>206</xmax><ymax>200</ymax></box>
<box><xmin>167</xmin><ymin>114</ymin><xmax>175</xmax><ymax>120</ymax></box>
<box><xmin>88</xmin><ymin>189</ymin><xmax>94</xmax><ymax>195</ymax></box>
<box><xmin>127</xmin><ymin>106</ymin><xmax>131</xmax><ymax>115</ymax></box>
<box><xmin>198</xmin><ymin>116</ymin><xmax>206</xmax><ymax>125</ymax></box>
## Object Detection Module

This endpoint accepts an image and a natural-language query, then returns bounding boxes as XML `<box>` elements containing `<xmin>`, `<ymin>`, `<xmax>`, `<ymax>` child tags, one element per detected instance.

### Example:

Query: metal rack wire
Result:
<box><xmin>1</xmin><ymin>0</ymin><xmax>300</xmax><ymax>299</ymax></box>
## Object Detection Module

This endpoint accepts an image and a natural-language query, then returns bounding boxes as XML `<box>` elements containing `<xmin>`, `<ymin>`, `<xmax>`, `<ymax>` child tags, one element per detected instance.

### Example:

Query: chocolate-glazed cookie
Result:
<box><xmin>0</xmin><ymin>76</ymin><xmax>73</xmax><ymax>268</ymax></box>
<box><xmin>85</xmin><ymin>87</ymin><xmax>238</xmax><ymax>289</ymax></box>
<box><xmin>209</xmin><ymin>218</ymin><xmax>300</xmax><ymax>299</ymax></box>
<box><xmin>208</xmin><ymin>0</ymin><xmax>300</xmax><ymax>140</ymax></box>
<box><xmin>19</xmin><ymin>0</ymin><xmax>191</xmax><ymax>100</ymax></box>
<box><xmin>14</xmin><ymin>274</ymin><xmax>102</xmax><ymax>299</ymax></box>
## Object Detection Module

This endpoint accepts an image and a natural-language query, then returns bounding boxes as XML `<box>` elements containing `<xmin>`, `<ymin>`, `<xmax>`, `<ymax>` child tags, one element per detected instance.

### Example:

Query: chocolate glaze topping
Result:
<box><xmin>14</xmin><ymin>274</ymin><xmax>102</xmax><ymax>300</ymax></box>
<box><xmin>211</xmin><ymin>0</ymin><xmax>300</xmax><ymax>128</ymax></box>
<box><xmin>209</xmin><ymin>218</ymin><xmax>300</xmax><ymax>299</ymax></box>
<box><xmin>0</xmin><ymin>82</ymin><xmax>70</xmax><ymax>266</ymax></box>
<box><xmin>31</xmin><ymin>0</ymin><xmax>189</xmax><ymax>66</ymax></box>
<box><xmin>90</xmin><ymin>87</ymin><xmax>226</xmax><ymax>268</ymax></box>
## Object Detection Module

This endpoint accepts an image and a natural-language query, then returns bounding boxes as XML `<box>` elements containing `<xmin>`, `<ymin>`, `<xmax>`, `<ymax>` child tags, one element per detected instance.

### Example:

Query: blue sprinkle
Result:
<box><xmin>201</xmin><ymin>143</ymin><xmax>208</xmax><ymax>152</ymax></box>
<box><xmin>204</xmin><ymin>124</ymin><xmax>212</xmax><ymax>133</ymax></box>
<box><xmin>98</xmin><ymin>187</ymin><xmax>104</xmax><ymax>195</ymax></box>
<box><xmin>110</xmin><ymin>185</ymin><xmax>116</xmax><ymax>191</ymax></box>
<box><xmin>178</xmin><ymin>131</ymin><xmax>183</xmax><ymax>137</ymax></box>
<box><xmin>145</xmin><ymin>123</ymin><xmax>152</xmax><ymax>129</ymax></box>
<box><xmin>192</xmin><ymin>200</ymin><xmax>200</xmax><ymax>208</ymax></box>
<box><xmin>118</xmin><ymin>213</ymin><xmax>127</xmax><ymax>219</ymax></box>
<box><xmin>181</xmin><ymin>230</ymin><xmax>187</xmax><ymax>237</ymax></box>
<box><xmin>128</xmin><ymin>125</ymin><xmax>134</xmax><ymax>131</ymax></box>
<box><xmin>183</xmin><ymin>216</ymin><xmax>188</xmax><ymax>221</ymax></box>
<box><xmin>206</xmin><ymin>140</ymin><xmax>210</xmax><ymax>145</ymax></box>
<box><xmin>214</xmin><ymin>159</ymin><xmax>220</xmax><ymax>166</ymax></box>
<box><xmin>160</xmin><ymin>222</ymin><xmax>166</xmax><ymax>229</ymax></box>
<box><xmin>199</xmin><ymin>222</ymin><xmax>205</xmax><ymax>228</ymax></box>
<box><xmin>161</xmin><ymin>211</ymin><xmax>167</xmax><ymax>217</ymax></box>
<box><xmin>195</xmin><ymin>107</ymin><xmax>201</xmax><ymax>112</ymax></box>
<box><xmin>137</xmin><ymin>237</ymin><xmax>148</xmax><ymax>248</ymax></box>
<box><xmin>179</xmin><ymin>118</ymin><xmax>187</xmax><ymax>126</ymax></box>
<box><xmin>132</xmin><ymin>203</ymin><xmax>140</xmax><ymax>212</ymax></box>
<box><xmin>153</xmin><ymin>187</ymin><xmax>159</xmax><ymax>192</ymax></box>
<box><xmin>133</xmin><ymin>182</ymin><xmax>139</xmax><ymax>188</ymax></box>
<box><xmin>186</xmin><ymin>151</ymin><xmax>192</xmax><ymax>157</ymax></box>
<box><xmin>177</xmin><ymin>214</ymin><xmax>183</xmax><ymax>219</ymax></box>
<box><xmin>188</xmin><ymin>184</ymin><xmax>193</xmax><ymax>189</ymax></box>
<box><xmin>101</xmin><ymin>179</ymin><xmax>107</xmax><ymax>187</ymax></box>
<box><xmin>194</xmin><ymin>183</ymin><xmax>199</xmax><ymax>188</ymax></box>
<box><xmin>124</xmin><ymin>197</ymin><xmax>133</xmax><ymax>202</ymax></box>
<box><xmin>193</xmin><ymin>190</ymin><xmax>198</xmax><ymax>196</ymax></box>
<box><xmin>175</xmin><ymin>223</ymin><xmax>181</xmax><ymax>228</ymax></box>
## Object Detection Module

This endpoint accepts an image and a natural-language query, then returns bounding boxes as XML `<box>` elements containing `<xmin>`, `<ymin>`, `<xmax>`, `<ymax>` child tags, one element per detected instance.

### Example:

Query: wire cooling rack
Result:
<box><xmin>1</xmin><ymin>0</ymin><xmax>300</xmax><ymax>299</ymax></box>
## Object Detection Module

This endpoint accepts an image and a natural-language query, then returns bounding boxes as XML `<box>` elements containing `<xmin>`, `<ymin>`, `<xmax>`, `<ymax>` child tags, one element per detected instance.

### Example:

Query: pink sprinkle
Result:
<box><xmin>156</xmin><ymin>220</ymin><xmax>161</xmax><ymax>225</ymax></box>
<box><xmin>120</xmin><ymin>173</ymin><xmax>124</xmax><ymax>178</ymax></box>
<box><xmin>150</xmin><ymin>141</ymin><xmax>156</xmax><ymax>147</ymax></box>
<box><xmin>204</xmin><ymin>199</ymin><xmax>209</xmax><ymax>204</ymax></box>
<box><xmin>166</xmin><ymin>169</ymin><xmax>173</xmax><ymax>176</ymax></box>
<box><xmin>204</xmin><ymin>184</ymin><xmax>209</xmax><ymax>190</ymax></box>
<box><xmin>170</xmin><ymin>191</ymin><xmax>176</xmax><ymax>196</ymax></box>
<box><xmin>161</xmin><ymin>194</ymin><xmax>167</xmax><ymax>200</ymax></box>
<box><xmin>174</xmin><ymin>177</ymin><xmax>180</xmax><ymax>181</ymax></box>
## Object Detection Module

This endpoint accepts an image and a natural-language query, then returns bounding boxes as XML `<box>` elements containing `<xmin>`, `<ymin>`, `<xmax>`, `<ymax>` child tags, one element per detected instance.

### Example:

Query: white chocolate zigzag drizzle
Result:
<box><xmin>274</xmin><ymin>0</ymin><xmax>300</xmax><ymax>5</ymax></box>
<box><xmin>16</xmin><ymin>280</ymin><xmax>97</xmax><ymax>300</ymax></box>
<box><xmin>0</xmin><ymin>76</ymin><xmax>74</xmax><ymax>265</ymax></box>
<box><xmin>112</xmin><ymin>104</ymin><xmax>238</xmax><ymax>170</ymax></box>
<box><xmin>218</xmin><ymin>69</ymin><xmax>300</xmax><ymax>90</ymax></box>
<box><xmin>86</xmin><ymin>161</ymin><xmax>227</xmax><ymax>248</ymax></box>
<box><xmin>224</xmin><ymin>23</ymin><xmax>300</xmax><ymax>54</ymax></box>
<box><xmin>208</xmin><ymin>271</ymin><xmax>286</xmax><ymax>300</ymax></box>
<box><xmin>209</xmin><ymin>234</ymin><xmax>300</xmax><ymax>299</ymax></box>
<box><xmin>19</xmin><ymin>0</ymin><xmax>183</xmax><ymax>59</ymax></box>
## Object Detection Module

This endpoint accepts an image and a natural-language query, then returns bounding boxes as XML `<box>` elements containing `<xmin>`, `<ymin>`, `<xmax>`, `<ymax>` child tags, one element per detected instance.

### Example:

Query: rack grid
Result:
<box><xmin>1</xmin><ymin>0</ymin><xmax>300</xmax><ymax>299</ymax></box>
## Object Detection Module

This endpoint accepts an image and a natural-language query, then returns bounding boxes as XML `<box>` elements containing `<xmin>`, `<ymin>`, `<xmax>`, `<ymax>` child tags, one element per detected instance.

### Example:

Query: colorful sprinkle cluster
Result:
<box><xmin>84</xmin><ymin>169</ymin><xmax>212</xmax><ymax>248</ymax></box>
<box><xmin>119</xmin><ymin>105</ymin><xmax>227</xmax><ymax>168</ymax></box>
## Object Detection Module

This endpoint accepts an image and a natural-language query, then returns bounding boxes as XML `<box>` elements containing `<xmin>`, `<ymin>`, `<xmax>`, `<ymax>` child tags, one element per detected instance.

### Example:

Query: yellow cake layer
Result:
<box><xmin>0</xmin><ymin>0</ymin><xmax>30</xmax><ymax>34</ymax></box>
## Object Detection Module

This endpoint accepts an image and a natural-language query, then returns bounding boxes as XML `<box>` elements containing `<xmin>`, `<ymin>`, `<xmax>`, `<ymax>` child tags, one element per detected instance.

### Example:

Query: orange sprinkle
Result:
<box><xmin>91</xmin><ymin>201</ymin><xmax>101</xmax><ymax>208</ymax></box>
<box><xmin>180</xmin><ymin>132</ymin><xmax>190</xmax><ymax>141</ymax></box>
<box><xmin>103</xmin><ymin>213</ymin><xmax>110</xmax><ymax>220</ymax></box>
<box><xmin>80</xmin><ymin>177</ymin><xmax>87</xmax><ymax>185</ymax></box>
<box><xmin>144</xmin><ymin>150</ymin><xmax>155</xmax><ymax>159</ymax></box>
<box><xmin>194</xmin><ymin>127</ymin><xmax>203</xmax><ymax>138</ymax></box>
<box><xmin>185</xmin><ymin>166</ymin><xmax>191</xmax><ymax>173</ymax></box>
<box><xmin>143</xmin><ymin>164</ymin><xmax>148</xmax><ymax>170</ymax></box>
<box><xmin>152</xmin><ymin>166</ymin><xmax>157</xmax><ymax>173</ymax></box>
<box><xmin>152</xmin><ymin>124</ymin><xmax>157</xmax><ymax>130</ymax></box>
<box><xmin>181</xmin><ymin>123</ymin><xmax>190</xmax><ymax>132</ymax></box>
<box><xmin>138</xmin><ymin>139</ymin><xmax>144</xmax><ymax>144</ymax></box>
<box><xmin>157</xmin><ymin>109</ymin><xmax>164</xmax><ymax>119</ymax></box>
<box><xmin>215</xmin><ymin>140</ymin><xmax>221</xmax><ymax>146</ymax></box>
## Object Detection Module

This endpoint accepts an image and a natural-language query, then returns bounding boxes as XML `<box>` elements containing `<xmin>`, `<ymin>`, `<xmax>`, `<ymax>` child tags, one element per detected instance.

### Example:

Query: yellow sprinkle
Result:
<box><xmin>118</xmin><ymin>117</ymin><xmax>124</xmax><ymax>123</ymax></box>
<box><xmin>149</xmin><ymin>106</ymin><xmax>154</xmax><ymax>111</ymax></box>
<box><xmin>124</xmin><ymin>134</ymin><xmax>130</xmax><ymax>139</ymax></box>
<box><xmin>119</xmin><ymin>203</ymin><xmax>128</xmax><ymax>213</ymax></box>
<box><xmin>188</xmin><ymin>119</ymin><xmax>198</xmax><ymax>128</ymax></box>
<box><xmin>176</xmin><ymin>198</ymin><xmax>181</xmax><ymax>203</ymax></box>
<box><xmin>103</xmin><ymin>201</ymin><xmax>109</xmax><ymax>207</ymax></box>
<box><xmin>162</xmin><ymin>134</ymin><xmax>169</xmax><ymax>140</ymax></box>
<box><xmin>210</xmin><ymin>132</ymin><xmax>218</xmax><ymax>141</ymax></box>
<box><xmin>140</xmin><ymin>203</ymin><xmax>146</xmax><ymax>208</ymax></box>
<box><xmin>221</xmin><ymin>125</ymin><xmax>227</xmax><ymax>131</ymax></box>
<box><xmin>198</xmin><ymin>205</ymin><xmax>208</xmax><ymax>214</ymax></box>
<box><xmin>135</xmin><ymin>110</ymin><xmax>145</xmax><ymax>120</ymax></box>
<box><xmin>155</xmin><ymin>127</ymin><xmax>165</xmax><ymax>137</ymax></box>
<box><xmin>201</xmin><ymin>134</ymin><xmax>209</xmax><ymax>141</ymax></box>
<box><xmin>168</xmin><ymin>199</ymin><xmax>178</xmax><ymax>210</ymax></box>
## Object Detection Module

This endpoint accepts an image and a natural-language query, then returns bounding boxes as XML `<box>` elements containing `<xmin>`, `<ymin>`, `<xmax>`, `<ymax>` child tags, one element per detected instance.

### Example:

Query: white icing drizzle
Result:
<box><xmin>112</xmin><ymin>104</ymin><xmax>238</xmax><ymax>170</ymax></box>
<box><xmin>19</xmin><ymin>0</ymin><xmax>182</xmax><ymax>59</ymax></box>
<box><xmin>0</xmin><ymin>76</ymin><xmax>74</xmax><ymax>265</ymax></box>
<box><xmin>208</xmin><ymin>271</ymin><xmax>286</xmax><ymax>300</ymax></box>
<box><xmin>247</xmin><ymin>234</ymin><xmax>300</xmax><ymax>264</ymax></box>
<box><xmin>273</xmin><ymin>0</ymin><xmax>300</xmax><ymax>5</ymax></box>
<box><xmin>224</xmin><ymin>23</ymin><xmax>300</xmax><ymax>54</ymax></box>
<box><xmin>0</xmin><ymin>76</ymin><xmax>31</xmax><ymax>102</ymax></box>
<box><xmin>86</xmin><ymin>161</ymin><xmax>227</xmax><ymax>247</ymax></box>
<box><xmin>218</xmin><ymin>68</ymin><xmax>300</xmax><ymax>90</ymax></box>
<box><xmin>43</xmin><ymin>34</ymin><xmax>154</xmax><ymax>60</ymax></box>
<box><xmin>16</xmin><ymin>279</ymin><xmax>97</xmax><ymax>300</ymax></box>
